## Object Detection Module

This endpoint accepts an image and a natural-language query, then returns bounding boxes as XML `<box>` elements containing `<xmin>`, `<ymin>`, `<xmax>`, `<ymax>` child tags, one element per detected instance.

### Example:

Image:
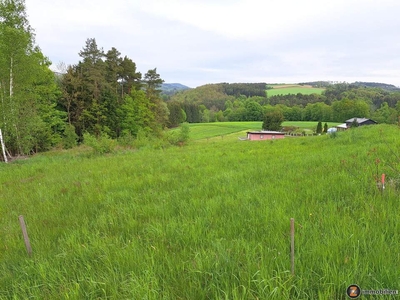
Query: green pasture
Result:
<box><xmin>267</xmin><ymin>85</ymin><xmax>325</xmax><ymax>97</ymax></box>
<box><xmin>1</xmin><ymin>124</ymin><xmax>400</xmax><ymax>299</ymax></box>
<box><xmin>187</xmin><ymin>122</ymin><xmax>262</xmax><ymax>140</ymax></box>
<box><xmin>186</xmin><ymin>121</ymin><xmax>341</xmax><ymax>140</ymax></box>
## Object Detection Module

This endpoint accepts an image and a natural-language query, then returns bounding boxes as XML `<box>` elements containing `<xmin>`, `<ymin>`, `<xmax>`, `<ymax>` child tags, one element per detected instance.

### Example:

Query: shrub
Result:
<box><xmin>83</xmin><ymin>132</ymin><xmax>115</xmax><ymax>154</ymax></box>
<box><xmin>178</xmin><ymin>122</ymin><xmax>190</xmax><ymax>143</ymax></box>
<box><xmin>166</xmin><ymin>122</ymin><xmax>190</xmax><ymax>146</ymax></box>
<box><xmin>118</xmin><ymin>131</ymin><xmax>135</xmax><ymax>148</ymax></box>
<box><xmin>63</xmin><ymin>125</ymin><xmax>78</xmax><ymax>149</ymax></box>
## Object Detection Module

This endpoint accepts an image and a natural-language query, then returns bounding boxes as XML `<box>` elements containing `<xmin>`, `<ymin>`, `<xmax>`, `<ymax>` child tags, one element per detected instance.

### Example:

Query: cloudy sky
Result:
<box><xmin>25</xmin><ymin>0</ymin><xmax>400</xmax><ymax>88</ymax></box>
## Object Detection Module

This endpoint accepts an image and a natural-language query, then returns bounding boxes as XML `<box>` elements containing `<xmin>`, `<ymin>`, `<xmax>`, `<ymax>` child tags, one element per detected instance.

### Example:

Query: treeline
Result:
<box><xmin>300</xmin><ymin>80</ymin><xmax>400</xmax><ymax>92</ymax></box>
<box><xmin>59</xmin><ymin>38</ymin><xmax>167</xmax><ymax>140</ymax></box>
<box><xmin>0</xmin><ymin>0</ymin><xmax>177</xmax><ymax>156</ymax></box>
<box><xmin>168</xmin><ymin>82</ymin><xmax>400</xmax><ymax>125</ymax></box>
<box><xmin>2</xmin><ymin>0</ymin><xmax>400</xmax><ymax>157</ymax></box>
<box><xmin>352</xmin><ymin>81</ymin><xmax>400</xmax><ymax>92</ymax></box>
<box><xmin>220</xmin><ymin>83</ymin><xmax>267</xmax><ymax>97</ymax></box>
<box><xmin>0</xmin><ymin>0</ymin><xmax>64</xmax><ymax>155</ymax></box>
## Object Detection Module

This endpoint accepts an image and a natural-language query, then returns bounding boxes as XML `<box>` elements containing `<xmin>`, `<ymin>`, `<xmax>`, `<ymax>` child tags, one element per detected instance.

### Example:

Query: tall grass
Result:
<box><xmin>1</xmin><ymin>124</ymin><xmax>399</xmax><ymax>299</ymax></box>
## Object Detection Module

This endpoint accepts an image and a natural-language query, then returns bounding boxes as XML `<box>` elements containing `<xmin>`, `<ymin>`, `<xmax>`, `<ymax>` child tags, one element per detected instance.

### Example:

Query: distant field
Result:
<box><xmin>266</xmin><ymin>84</ymin><xmax>325</xmax><ymax>97</ymax></box>
<box><xmin>186</xmin><ymin>121</ymin><xmax>341</xmax><ymax>140</ymax></box>
<box><xmin>188</xmin><ymin>122</ymin><xmax>262</xmax><ymax>140</ymax></box>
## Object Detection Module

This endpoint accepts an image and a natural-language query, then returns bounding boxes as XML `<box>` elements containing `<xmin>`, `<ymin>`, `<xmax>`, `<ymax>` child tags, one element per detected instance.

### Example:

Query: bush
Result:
<box><xmin>166</xmin><ymin>123</ymin><xmax>190</xmax><ymax>146</ymax></box>
<box><xmin>83</xmin><ymin>132</ymin><xmax>115</xmax><ymax>154</ymax></box>
<box><xmin>179</xmin><ymin>122</ymin><xmax>190</xmax><ymax>143</ymax></box>
<box><xmin>63</xmin><ymin>125</ymin><xmax>78</xmax><ymax>149</ymax></box>
<box><xmin>118</xmin><ymin>131</ymin><xmax>135</xmax><ymax>148</ymax></box>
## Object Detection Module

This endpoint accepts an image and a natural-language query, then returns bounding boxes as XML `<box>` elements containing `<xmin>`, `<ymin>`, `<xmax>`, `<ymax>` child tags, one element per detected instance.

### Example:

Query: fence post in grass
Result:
<box><xmin>19</xmin><ymin>215</ymin><xmax>32</xmax><ymax>256</ymax></box>
<box><xmin>290</xmin><ymin>218</ymin><xmax>295</xmax><ymax>276</ymax></box>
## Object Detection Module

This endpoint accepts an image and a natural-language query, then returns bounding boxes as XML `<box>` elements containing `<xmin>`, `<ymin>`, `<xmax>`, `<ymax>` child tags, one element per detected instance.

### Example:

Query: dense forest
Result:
<box><xmin>0</xmin><ymin>0</ymin><xmax>168</xmax><ymax>156</ymax></box>
<box><xmin>1</xmin><ymin>0</ymin><xmax>400</xmax><ymax>157</ymax></box>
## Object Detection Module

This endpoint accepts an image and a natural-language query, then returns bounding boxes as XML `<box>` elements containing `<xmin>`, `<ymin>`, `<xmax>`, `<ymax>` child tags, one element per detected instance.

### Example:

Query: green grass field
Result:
<box><xmin>266</xmin><ymin>85</ymin><xmax>325</xmax><ymax>97</ymax></box>
<box><xmin>1</xmin><ymin>124</ymin><xmax>400</xmax><ymax>299</ymax></box>
<box><xmin>187</xmin><ymin>121</ymin><xmax>340</xmax><ymax>140</ymax></box>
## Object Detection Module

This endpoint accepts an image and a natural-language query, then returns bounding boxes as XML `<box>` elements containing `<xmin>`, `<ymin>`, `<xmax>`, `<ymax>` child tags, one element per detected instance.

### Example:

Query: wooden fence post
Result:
<box><xmin>19</xmin><ymin>215</ymin><xmax>32</xmax><ymax>256</ymax></box>
<box><xmin>290</xmin><ymin>218</ymin><xmax>295</xmax><ymax>276</ymax></box>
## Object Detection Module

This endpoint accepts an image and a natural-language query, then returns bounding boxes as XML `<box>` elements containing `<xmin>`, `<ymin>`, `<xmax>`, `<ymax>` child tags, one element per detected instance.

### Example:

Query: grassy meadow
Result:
<box><xmin>266</xmin><ymin>85</ymin><xmax>325</xmax><ymax>97</ymax></box>
<box><xmin>1</xmin><ymin>124</ymin><xmax>400</xmax><ymax>299</ymax></box>
<box><xmin>187</xmin><ymin>121</ymin><xmax>340</xmax><ymax>140</ymax></box>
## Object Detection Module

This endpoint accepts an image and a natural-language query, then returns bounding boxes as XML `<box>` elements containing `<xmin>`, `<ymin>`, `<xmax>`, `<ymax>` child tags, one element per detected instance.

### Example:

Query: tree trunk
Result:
<box><xmin>9</xmin><ymin>56</ymin><xmax>13</xmax><ymax>97</ymax></box>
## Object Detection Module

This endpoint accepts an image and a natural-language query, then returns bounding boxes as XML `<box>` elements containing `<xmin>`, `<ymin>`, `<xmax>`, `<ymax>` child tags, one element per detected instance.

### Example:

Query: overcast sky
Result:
<box><xmin>25</xmin><ymin>0</ymin><xmax>400</xmax><ymax>88</ymax></box>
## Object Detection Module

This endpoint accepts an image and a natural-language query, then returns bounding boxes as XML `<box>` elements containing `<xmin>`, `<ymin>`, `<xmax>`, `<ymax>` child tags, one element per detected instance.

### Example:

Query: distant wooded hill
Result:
<box><xmin>161</xmin><ymin>83</ymin><xmax>191</xmax><ymax>96</ymax></box>
<box><xmin>164</xmin><ymin>81</ymin><xmax>400</xmax><ymax>126</ymax></box>
<box><xmin>300</xmin><ymin>81</ymin><xmax>400</xmax><ymax>91</ymax></box>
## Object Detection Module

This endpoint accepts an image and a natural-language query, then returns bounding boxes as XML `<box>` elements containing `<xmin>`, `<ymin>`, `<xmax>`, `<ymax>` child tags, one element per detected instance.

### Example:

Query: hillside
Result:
<box><xmin>300</xmin><ymin>80</ymin><xmax>400</xmax><ymax>91</ymax></box>
<box><xmin>161</xmin><ymin>83</ymin><xmax>191</xmax><ymax>96</ymax></box>
<box><xmin>1</xmin><ymin>124</ymin><xmax>399</xmax><ymax>298</ymax></box>
<box><xmin>351</xmin><ymin>81</ymin><xmax>400</xmax><ymax>91</ymax></box>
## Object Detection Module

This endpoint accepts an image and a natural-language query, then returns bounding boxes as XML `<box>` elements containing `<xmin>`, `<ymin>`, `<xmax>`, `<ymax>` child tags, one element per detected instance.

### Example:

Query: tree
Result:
<box><xmin>0</xmin><ymin>0</ymin><xmax>65</xmax><ymax>154</ymax></box>
<box><xmin>104</xmin><ymin>47</ymin><xmax>122</xmax><ymax>94</ymax></box>
<box><xmin>119</xmin><ymin>56</ymin><xmax>141</xmax><ymax>97</ymax></box>
<box><xmin>262</xmin><ymin>110</ymin><xmax>284</xmax><ymax>131</ymax></box>
<box><xmin>167</xmin><ymin>101</ymin><xmax>186</xmax><ymax>127</ymax></box>
<box><xmin>59</xmin><ymin>65</ymin><xmax>83</xmax><ymax>127</ymax></box>
<box><xmin>243</xmin><ymin>100</ymin><xmax>263</xmax><ymax>121</ymax></box>
<box><xmin>316</xmin><ymin>121</ymin><xmax>322</xmax><ymax>134</ymax></box>
<box><xmin>143</xmin><ymin>68</ymin><xmax>168</xmax><ymax>129</ymax></box>
<box><xmin>182</xmin><ymin>102</ymin><xmax>201</xmax><ymax>123</ymax></box>
<box><xmin>120</xmin><ymin>89</ymin><xmax>155</xmax><ymax>137</ymax></box>
<box><xmin>372</xmin><ymin>102</ymin><xmax>398</xmax><ymax>124</ymax></box>
<box><xmin>78</xmin><ymin>38</ymin><xmax>107</xmax><ymax>136</ymax></box>
<box><xmin>143</xmin><ymin>68</ymin><xmax>164</xmax><ymax>101</ymax></box>
<box><xmin>331</xmin><ymin>98</ymin><xmax>370</xmax><ymax>122</ymax></box>
<box><xmin>323</xmin><ymin>122</ymin><xmax>328</xmax><ymax>133</ymax></box>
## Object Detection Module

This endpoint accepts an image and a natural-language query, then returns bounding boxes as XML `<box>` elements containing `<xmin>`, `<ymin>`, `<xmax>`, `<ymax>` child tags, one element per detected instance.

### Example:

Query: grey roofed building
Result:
<box><xmin>345</xmin><ymin>117</ymin><xmax>377</xmax><ymax>127</ymax></box>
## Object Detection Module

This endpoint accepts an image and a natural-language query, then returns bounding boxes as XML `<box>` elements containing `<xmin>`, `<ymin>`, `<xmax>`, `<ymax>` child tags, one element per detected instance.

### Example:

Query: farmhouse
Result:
<box><xmin>334</xmin><ymin>117</ymin><xmax>377</xmax><ymax>131</ymax></box>
<box><xmin>246</xmin><ymin>131</ymin><xmax>285</xmax><ymax>141</ymax></box>
<box><xmin>345</xmin><ymin>117</ymin><xmax>377</xmax><ymax>127</ymax></box>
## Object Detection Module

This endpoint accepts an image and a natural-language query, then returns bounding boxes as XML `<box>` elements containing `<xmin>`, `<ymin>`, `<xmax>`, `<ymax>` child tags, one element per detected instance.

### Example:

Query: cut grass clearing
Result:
<box><xmin>186</xmin><ymin>121</ymin><xmax>341</xmax><ymax>140</ymax></box>
<box><xmin>267</xmin><ymin>84</ymin><xmax>325</xmax><ymax>96</ymax></box>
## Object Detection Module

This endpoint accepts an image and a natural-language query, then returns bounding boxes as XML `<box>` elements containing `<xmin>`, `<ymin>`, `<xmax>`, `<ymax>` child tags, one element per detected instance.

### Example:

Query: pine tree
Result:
<box><xmin>119</xmin><ymin>56</ymin><xmax>141</xmax><ymax>97</ymax></box>
<box><xmin>143</xmin><ymin>68</ymin><xmax>168</xmax><ymax>130</ymax></box>
<box><xmin>316</xmin><ymin>121</ymin><xmax>322</xmax><ymax>134</ymax></box>
<box><xmin>78</xmin><ymin>38</ymin><xmax>107</xmax><ymax>136</ymax></box>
